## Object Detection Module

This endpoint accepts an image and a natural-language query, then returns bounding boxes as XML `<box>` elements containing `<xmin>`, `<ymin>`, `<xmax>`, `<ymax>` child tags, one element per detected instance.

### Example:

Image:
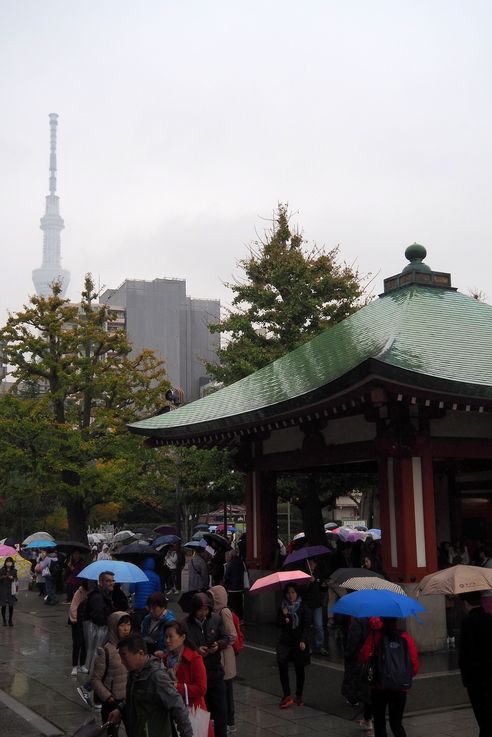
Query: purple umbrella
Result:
<box><xmin>283</xmin><ymin>545</ymin><xmax>332</xmax><ymax>568</ymax></box>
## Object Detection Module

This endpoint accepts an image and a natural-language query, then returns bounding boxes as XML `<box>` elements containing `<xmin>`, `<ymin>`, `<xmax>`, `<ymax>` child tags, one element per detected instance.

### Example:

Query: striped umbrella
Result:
<box><xmin>340</xmin><ymin>576</ymin><xmax>405</xmax><ymax>595</ymax></box>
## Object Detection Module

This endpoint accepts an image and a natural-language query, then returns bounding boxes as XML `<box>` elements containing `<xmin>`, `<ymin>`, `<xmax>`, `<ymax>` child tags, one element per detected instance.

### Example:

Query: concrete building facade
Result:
<box><xmin>100</xmin><ymin>278</ymin><xmax>220</xmax><ymax>402</ymax></box>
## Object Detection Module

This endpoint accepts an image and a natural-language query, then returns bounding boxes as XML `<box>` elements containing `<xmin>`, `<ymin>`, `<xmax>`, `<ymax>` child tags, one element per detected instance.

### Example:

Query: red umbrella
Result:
<box><xmin>249</xmin><ymin>570</ymin><xmax>311</xmax><ymax>594</ymax></box>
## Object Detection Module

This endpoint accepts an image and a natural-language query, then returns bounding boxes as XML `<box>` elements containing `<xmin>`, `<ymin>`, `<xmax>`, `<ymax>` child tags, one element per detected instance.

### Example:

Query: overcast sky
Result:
<box><xmin>1</xmin><ymin>1</ymin><xmax>491</xmax><ymax>319</ymax></box>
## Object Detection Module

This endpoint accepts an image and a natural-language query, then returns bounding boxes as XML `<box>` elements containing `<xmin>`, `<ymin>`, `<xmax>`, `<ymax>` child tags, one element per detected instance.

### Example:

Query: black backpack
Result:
<box><xmin>376</xmin><ymin>634</ymin><xmax>413</xmax><ymax>690</ymax></box>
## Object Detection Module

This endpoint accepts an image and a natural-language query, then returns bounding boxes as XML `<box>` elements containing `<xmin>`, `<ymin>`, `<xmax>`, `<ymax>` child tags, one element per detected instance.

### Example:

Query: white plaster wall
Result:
<box><xmin>321</xmin><ymin>415</ymin><xmax>377</xmax><ymax>444</ymax></box>
<box><xmin>262</xmin><ymin>426</ymin><xmax>304</xmax><ymax>455</ymax></box>
<box><xmin>430</xmin><ymin>412</ymin><xmax>492</xmax><ymax>439</ymax></box>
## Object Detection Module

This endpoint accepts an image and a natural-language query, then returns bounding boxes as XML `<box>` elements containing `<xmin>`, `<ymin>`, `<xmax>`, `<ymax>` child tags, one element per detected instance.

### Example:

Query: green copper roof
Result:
<box><xmin>128</xmin><ymin>283</ymin><xmax>492</xmax><ymax>440</ymax></box>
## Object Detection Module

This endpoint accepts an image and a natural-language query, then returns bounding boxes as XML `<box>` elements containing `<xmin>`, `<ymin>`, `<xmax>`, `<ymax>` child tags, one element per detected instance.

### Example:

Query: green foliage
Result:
<box><xmin>0</xmin><ymin>276</ymin><xmax>172</xmax><ymax>540</ymax></box>
<box><xmin>207</xmin><ymin>204</ymin><xmax>368</xmax><ymax>385</ymax></box>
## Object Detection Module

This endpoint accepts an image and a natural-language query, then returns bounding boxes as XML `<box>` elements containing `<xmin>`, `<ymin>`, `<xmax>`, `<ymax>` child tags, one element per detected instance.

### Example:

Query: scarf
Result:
<box><xmin>166</xmin><ymin>647</ymin><xmax>183</xmax><ymax>679</ymax></box>
<box><xmin>282</xmin><ymin>597</ymin><xmax>302</xmax><ymax>629</ymax></box>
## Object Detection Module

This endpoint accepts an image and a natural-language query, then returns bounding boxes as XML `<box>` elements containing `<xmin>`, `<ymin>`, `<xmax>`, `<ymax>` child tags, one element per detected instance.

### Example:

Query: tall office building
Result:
<box><xmin>100</xmin><ymin>278</ymin><xmax>220</xmax><ymax>402</ymax></box>
<box><xmin>32</xmin><ymin>114</ymin><xmax>70</xmax><ymax>297</ymax></box>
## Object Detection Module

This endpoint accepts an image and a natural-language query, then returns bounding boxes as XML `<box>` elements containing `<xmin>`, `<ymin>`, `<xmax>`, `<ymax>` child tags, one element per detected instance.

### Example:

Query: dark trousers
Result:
<box><xmin>372</xmin><ymin>689</ymin><xmax>407</xmax><ymax>737</ymax></box>
<box><xmin>1</xmin><ymin>605</ymin><xmax>13</xmax><ymax>624</ymax></box>
<box><xmin>278</xmin><ymin>661</ymin><xmax>305</xmax><ymax>698</ymax></box>
<box><xmin>70</xmin><ymin>621</ymin><xmax>87</xmax><ymax>667</ymax></box>
<box><xmin>225</xmin><ymin>678</ymin><xmax>235</xmax><ymax>726</ymax></box>
<box><xmin>468</xmin><ymin>686</ymin><xmax>492</xmax><ymax>737</ymax></box>
<box><xmin>228</xmin><ymin>591</ymin><xmax>244</xmax><ymax>620</ymax></box>
<box><xmin>205</xmin><ymin>676</ymin><xmax>227</xmax><ymax>737</ymax></box>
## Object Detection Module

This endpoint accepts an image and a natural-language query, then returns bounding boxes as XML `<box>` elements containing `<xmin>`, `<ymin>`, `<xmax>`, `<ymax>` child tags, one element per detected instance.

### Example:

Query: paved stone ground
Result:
<box><xmin>0</xmin><ymin>590</ymin><xmax>479</xmax><ymax>737</ymax></box>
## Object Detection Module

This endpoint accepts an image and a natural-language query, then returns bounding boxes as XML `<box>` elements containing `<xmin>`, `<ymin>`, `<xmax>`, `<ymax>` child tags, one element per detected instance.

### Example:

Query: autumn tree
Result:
<box><xmin>0</xmin><ymin>276</ymin><xmax>171</xmax><ymax>540</ymax></box>
<box><xmin>207</xmin><ymin>203</ymin><xmax>368</xmax><ymax>385</ymax></box>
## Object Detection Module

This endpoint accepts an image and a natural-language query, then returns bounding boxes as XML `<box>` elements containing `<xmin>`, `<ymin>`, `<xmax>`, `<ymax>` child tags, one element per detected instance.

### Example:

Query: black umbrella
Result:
<box><xmin>203</xmin><ymin>532</ymin><xmax>231</xmax><ymax>550</ymax></box>
<box><xmin>55</xmin><ymin>540</ymin><xmax>90</xmax><ymax>553</ymax></box>
<box><xmin>2</xmin><ymin>537</ymin><xmax>18</xmax><ymax>548</ymax></box>
<box><xmin>113</xmin><ymin>543</ymin><xmax>159</xmax><ymax>557</ymax></box>
<box><xmin>329</xmin><ymin>567</ymin><xmax>384</xmax><ymax>586</ymax></box>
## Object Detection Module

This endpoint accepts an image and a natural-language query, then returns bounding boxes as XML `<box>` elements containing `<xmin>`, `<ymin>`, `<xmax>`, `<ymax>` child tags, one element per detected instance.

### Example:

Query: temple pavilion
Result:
<box><xmin>129</xmin><ymin>245</ymin><xmax>492</xmax><ymax>584</ymax></box>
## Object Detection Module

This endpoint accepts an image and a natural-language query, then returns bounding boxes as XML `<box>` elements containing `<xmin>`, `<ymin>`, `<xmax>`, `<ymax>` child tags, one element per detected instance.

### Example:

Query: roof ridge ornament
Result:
<box><xmin>382</xmin><ymin>243</ymin><xmax>454</xmax><ymax>296</ymax></box>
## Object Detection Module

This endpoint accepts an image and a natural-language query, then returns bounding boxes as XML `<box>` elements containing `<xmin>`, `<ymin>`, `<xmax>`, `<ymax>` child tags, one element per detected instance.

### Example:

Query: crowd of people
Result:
<box><xmin>36</xmin><ymin>534</ymin><xmax>247</xmax><ymax>737</ymax></box>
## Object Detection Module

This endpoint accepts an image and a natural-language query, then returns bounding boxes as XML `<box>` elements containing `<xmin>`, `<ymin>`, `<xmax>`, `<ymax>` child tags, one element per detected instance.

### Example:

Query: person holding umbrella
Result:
<box><xmin>359</xmin><ymin>617</ymin><xmax>419</xmax><ymax>737</ymax></box>
<box><xmin>0</xmin><ymin>557</ymin><xmax>17</xmax><ymax>626</ymax></box>
<box><xmin>276</xmin><ymin>583</ymin><xmax>311</xmax><ymax>709</ymax></box>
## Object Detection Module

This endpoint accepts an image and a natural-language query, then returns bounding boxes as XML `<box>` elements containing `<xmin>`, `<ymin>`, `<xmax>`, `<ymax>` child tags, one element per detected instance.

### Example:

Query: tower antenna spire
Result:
<box><xmin>49</xmin><ymin>112</ymin><xmax>58</xmax><ymax>195</ymax></box>
<box><xmin>32</xmin><ymin>113</ymin><xmax>70</xmax><ymax>297</ymax></box>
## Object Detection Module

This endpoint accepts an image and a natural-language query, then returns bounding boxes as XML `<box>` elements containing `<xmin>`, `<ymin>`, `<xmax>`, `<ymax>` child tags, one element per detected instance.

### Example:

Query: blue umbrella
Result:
<box><xmin>77</xmin><ymin>560</ymin><xmax>149</xmax><ymax>583</ymax></box>
<box><xmin>25</xmin><ymin>540</ymin><xmax>56</xmax><ymax>549</ymax></box>
<box><xmin>331</xmin><ymin>589</ymin><xmax>425</xmax><ymax>619</ymax></box>
<box><xmin>154</xmin><ymin>534</ymin><xmax>181</xmax><ymax>547</ymax></box>
<box><xmin>283</xmin><ymin>545</ymin><xmax>332</xmax><ymax>568</ymax></box>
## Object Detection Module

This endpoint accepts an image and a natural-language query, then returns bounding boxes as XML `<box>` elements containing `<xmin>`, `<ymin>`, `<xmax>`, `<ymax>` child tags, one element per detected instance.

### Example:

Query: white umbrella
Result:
<box><xmin>112</xmin><ymin>530</ymin><xmax>136</xmax><ymax>542</ymax></box>
<box><xmin>22</xmin><ymin>531</ymin><xmax>55</xmax><ymax>545</ymax></box>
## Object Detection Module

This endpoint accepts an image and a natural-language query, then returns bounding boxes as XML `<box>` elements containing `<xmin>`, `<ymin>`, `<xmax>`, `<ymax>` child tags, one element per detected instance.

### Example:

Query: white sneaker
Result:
<box><xmin>78</xmin><ymin>665</ymin><xmax>89</xmax><ymax>673</ymax></box>
<box><xmin>71</xmin><ymin>667</ymin><xmax>78</xmax><ymax>676</ymax></box>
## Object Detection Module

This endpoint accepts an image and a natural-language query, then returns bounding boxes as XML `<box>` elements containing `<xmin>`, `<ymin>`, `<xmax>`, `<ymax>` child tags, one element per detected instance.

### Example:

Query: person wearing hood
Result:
<box><xmin>187</xmin><ymin>545</ymin><xmax>210</xmax><ymax>592</ymax></box>
<box><xmin>0</xmin><ymin>557</ymin><xmax>17</xmax><ymax>626</ymax></box>
<box><xmin>209</xmin><ymin>585</ymin><xmax>238</xmax><ymax>734</ymax></box>
<box><xmin>108</xmin><ymin>633</ymin><xmax>193</xmax><ymax>737</ymax></box>
<box><xmin>92</xmin><ymin>611</ymin><xmax>131</xmax><ymax>736</ymax></box>
<box><xmin>98</xmin><ymin>543</ymin><xmax>112</xmax><ymax>561</ymax></box>
<box><xmin>141</xmin><ymin>592</ymin><xmax>176</xmax><ymax>655</ymax></box>
<box><xmin>182</xmin><ymin>591</ymin><xmax>228</xmax><ymax>737</ymax></box>
<box><xmin>130</xmin><ymin>557</ymin><xmax>161</xmax><ymax>627</ymax></box>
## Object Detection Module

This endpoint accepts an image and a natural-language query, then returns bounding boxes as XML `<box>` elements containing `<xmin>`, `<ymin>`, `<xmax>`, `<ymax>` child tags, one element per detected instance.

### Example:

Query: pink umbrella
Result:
<box><xmin>249</xmin><ymin>570</ymin><xmax>311</xmax><ymax>594</ymax></box>
<box><xmin>0</xmin><ymin>545</ymin><xmax>17</xmax><ymax>557</ymax></box>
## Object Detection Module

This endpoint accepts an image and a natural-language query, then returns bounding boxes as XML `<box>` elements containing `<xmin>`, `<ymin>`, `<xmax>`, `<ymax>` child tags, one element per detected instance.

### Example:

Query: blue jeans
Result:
<box><xmin>44</xmin><ymin>576</ymin><xmax>57</xmax><ymax>604</ymax></box>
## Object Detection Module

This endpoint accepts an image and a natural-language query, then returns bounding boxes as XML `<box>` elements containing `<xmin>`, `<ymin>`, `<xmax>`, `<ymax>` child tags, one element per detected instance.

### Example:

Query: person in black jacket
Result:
<box><xmin>276</xmin><ymin>584</ymin><xmax>311</xmax><ymax>709</ymax></box>
<box><xmin>224</xmin><ymin>549</ymin><xmax>247</xmax><ymax>620</ymax></box>
<box><xmin>78</xmin><ymin>571</ymin><xmax>116</xmax><ymax>706</ymax></box>
<box><xmin>458</xmin><ymin>590</ymin><xmax>492</xmax><ymax>736</ymax></box>
<box><xmin>182</xmin><ymin>592</ymin><xmax>229</xmax><ymax>737</ymax></box>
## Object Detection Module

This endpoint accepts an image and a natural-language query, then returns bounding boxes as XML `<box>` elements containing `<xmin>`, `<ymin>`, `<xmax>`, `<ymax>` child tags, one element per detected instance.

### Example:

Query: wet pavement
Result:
<box><xmin>0</xmin><ymin>590</ymin><xmax>478</xmax><ymax>737</ymax></box>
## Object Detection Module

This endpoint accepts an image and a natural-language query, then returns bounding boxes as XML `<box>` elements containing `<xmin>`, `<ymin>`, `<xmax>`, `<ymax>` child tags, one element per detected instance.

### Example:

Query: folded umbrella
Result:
<box><xmin>71</xmin><ymin>719</ymin><xmax>110</xmax><ymax>737</ymax></box>
<box><xmin>331</xmin><ymin>589</ymin><xmax>425</xmax><ymax>619</ymax></box>
<box><xmin>283</xmin><ymin>545</ymin><xmax>332</xmax><ymax>568</ymax></box>
<box><xmin>78</xmin><ymin>560</ymin><xmax>148</xmax><ymax>583</ymax></box>
<box><xmin>249</xmin><ymin>570</ymin><xmax>312</xmax><ymax>594</ymax></box>
<box><xmin>340</xmin><ymin>576</ymin><xmax>405</xmax><ymax>595</ymax></box>
<box><xmin>416</xmin><ymin>564</ymin><xmax>492</xmax><ymax>597</ymax></box>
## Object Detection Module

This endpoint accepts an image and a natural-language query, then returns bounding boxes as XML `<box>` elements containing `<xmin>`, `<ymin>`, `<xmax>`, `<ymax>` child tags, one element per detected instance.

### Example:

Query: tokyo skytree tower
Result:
<box><xmin>32</xmin><ymin>113</ymin><xmax>70</xmax><ymax>297</ymax></box>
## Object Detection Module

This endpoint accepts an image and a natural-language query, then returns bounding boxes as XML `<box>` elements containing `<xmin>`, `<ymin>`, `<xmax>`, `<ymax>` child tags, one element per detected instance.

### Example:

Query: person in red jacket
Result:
<box><xmin>162</xmin><ymin>621</ymin><xmax>214</xmax><ymax>737</ymax></box>
<box><xmin>359</xmin><ymin>617</ymin><xmax>419</xmax><ymax>737</ymax></box>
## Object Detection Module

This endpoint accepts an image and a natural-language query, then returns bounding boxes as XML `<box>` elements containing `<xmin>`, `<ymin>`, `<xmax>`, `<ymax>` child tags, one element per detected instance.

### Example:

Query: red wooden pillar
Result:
<box><xmin>379</xmin><ymin>447</ymin><xmax>437</xmax><ymax>582</ymax></box>
<box><xmin>245</xmin><ymin>469</ymin><xmax>277</xmax><ymax>570</ymax></box>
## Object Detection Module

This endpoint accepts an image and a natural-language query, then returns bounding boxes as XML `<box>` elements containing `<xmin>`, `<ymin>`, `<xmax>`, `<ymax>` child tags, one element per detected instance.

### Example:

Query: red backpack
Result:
<box><xmin>231</xmin><ymin>610</ymin><xmax>244</xmax><ymax>654</ymax></box>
